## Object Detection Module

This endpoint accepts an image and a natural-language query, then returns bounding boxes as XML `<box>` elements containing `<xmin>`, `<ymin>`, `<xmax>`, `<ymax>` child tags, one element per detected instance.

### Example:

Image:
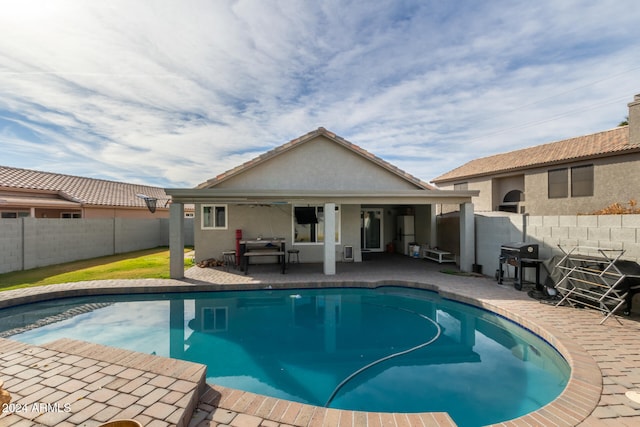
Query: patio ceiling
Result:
<box><xmin>165</xmin><ymin>188</ymin><xmax>479</xmax><ymax>206</ymax></box>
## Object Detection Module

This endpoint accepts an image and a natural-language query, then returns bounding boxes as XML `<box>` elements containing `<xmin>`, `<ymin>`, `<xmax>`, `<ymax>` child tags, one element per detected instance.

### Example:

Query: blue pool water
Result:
<box><xmin>0</xmin><ymin>287</ymin><xmax>569</xmax><ymax>427</ymax></box>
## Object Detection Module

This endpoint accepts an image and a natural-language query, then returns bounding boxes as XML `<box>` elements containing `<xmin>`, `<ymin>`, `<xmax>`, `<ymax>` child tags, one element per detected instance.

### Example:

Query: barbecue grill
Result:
<box><xmin>498</xmin><ymin>242</ymin><xmax>541</xmax><ymax>290</ymax></box>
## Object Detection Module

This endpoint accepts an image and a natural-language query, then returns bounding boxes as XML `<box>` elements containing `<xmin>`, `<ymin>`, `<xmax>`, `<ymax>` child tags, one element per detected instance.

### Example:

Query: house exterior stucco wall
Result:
<box><xmin>413</xmin><ymin>205</ymin><xmax>434</xmax><ymax>246</ymax></box>
<box><xmin>193</xmin><ymin>203</ymin><xmax>363</xmax><ymax>264</ymax></box>
<box><xmin>437</xmin><ymin>179</ymin><xmax>492</xmax><ymax>213</ymax></box>
<box><xmin>492</xmin><ymin>175</ymin><xmax>525</xmax><ymax>210</ymax></box>
<box><xmin>629</xmin><ymin>95</ymin><xmax>640</xmax><ymax>147</ymax></box>
<box><xmin>194</xmin><ymin>204</ymin><xmax>287</xmax><ymax>263</ymax></box>
<box><xmin>437</xmin><ymin>152</ymin><xmax>640</xmax><ymax>216</ymax></box>
<box><xmin>213</xmin><ymin>136</ymin><xmax>422</xmax><ymax>191</ymax></box>
<box><xmin>523</xmin><ymin>153</ymin><xmax>640</xmax><ymax>215</ymax></box>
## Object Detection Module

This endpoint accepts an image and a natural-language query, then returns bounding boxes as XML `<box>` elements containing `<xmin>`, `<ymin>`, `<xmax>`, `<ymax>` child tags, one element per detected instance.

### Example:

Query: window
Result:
<box><xmin>548</xmin><ymin>168</ymin><xmax>568</xmax><ymax>198</ymax></box>
<box><xmin>1</xmin><ymin>211</ymin><xmax>29</xmax><ymax>218</ymax></box>
<box><xmin>201</xmin><ymin>204</ymin><xmax>227</xmax><ymax>229</ymax></box>
<box><xmin>61</xmin><ymin>212</ymin><xmax>81</xmax><ymax>218</ymax></box>
<box><xmin>293</xmin><ymin>205</ymin><xmax>340</xmax><ymax>244</ymax></box>
<box><xmin>571</xmin><ymin>165</ymin><xmax>594</xmax><ymax>197</ymax></box>
<box><xmin>454</xmin><ymin>182</ymin><xmax>468</xmax><ymax>191</ymax></box>
<box><xmin>201</xmin><ymin>306</ymin><xmax>228</xmax><ymax>332</ymax></box>
<box><xmin>548</xmin><ymin>165</ymin><xmax>594</xmax><ymax>199</ymax></box>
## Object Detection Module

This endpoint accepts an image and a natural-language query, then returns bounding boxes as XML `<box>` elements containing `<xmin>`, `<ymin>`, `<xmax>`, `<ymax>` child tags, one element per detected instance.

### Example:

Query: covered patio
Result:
<box><xmin>165</xmin><ymin>128</ymin><xmax>479</xmax><ymax>280</ymax></box>
<box><xmin>165</xmin><ymin>189</ymin><xmax>478</xmax><ymax>280</ymax></box>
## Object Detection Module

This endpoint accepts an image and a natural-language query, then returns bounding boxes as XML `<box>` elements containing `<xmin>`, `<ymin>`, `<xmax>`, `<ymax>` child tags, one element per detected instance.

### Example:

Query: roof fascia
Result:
<box><xmin>165</xmin><ymin>188</ymin><xmax>478</xmax><ymax>205</ymax></box>
<box><xmin>0</xmin><ymin>187</ymin><xmax>60</xmax><ymax>196</ymax></box>
<box><xmin>432</xmin><ymin>147</ymin><xmax>640</xmax><ymax>185</ymax></box>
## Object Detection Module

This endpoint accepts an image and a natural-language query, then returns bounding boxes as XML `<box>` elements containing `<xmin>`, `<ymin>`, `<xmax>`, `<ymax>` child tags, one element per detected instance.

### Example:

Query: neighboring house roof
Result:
<box><xmin>0</xmin><ymin>165</ymin><xmax>169</xmax><ymax>209</ymax></box>
<box><xmin>432</xmin><ymin>125</ymin><xmax>637</xmax><ymax>184</ymax></box>
<box><xmin>197</xmin><ymin>127</ymin><xmax>436</xmax><ymax>190</ymax></box>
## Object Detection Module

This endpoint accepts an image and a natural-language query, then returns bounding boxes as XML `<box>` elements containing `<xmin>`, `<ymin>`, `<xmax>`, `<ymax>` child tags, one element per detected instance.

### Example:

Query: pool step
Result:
<box><xmin>0</xmin><ymin>337</ymin><xmax>206</xmax><ymax>427</ymax></box>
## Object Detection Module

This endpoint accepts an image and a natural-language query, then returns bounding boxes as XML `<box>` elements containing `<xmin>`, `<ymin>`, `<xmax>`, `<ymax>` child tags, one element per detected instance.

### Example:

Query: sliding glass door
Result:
<box><xmin>360</xmin><ymin>208</ymin><xmax>384</xmax><ymax>252</ymax></box>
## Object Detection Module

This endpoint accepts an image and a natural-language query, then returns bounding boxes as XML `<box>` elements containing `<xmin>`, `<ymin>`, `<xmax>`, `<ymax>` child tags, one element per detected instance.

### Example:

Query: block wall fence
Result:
<box><xmin>1</xmin><ymin>214</ymin><xmax>638</xmax><ymax>276</ymax></box>
<box><xmin>0</xmin><ymin>218</ymin><xmax>194</xmax><ymax>274</ymax></box>
<box><xmin>470</xmin><ymin>213</ymin><xmax>640</xmax><ymax>279</ymax></box>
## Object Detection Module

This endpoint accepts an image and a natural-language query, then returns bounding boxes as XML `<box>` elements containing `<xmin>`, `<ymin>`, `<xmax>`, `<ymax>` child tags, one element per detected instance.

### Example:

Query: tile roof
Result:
<box><xmin>432</xmin><ymin>126</ymin><xmax>636</xmax><ymax>183</ymax></box>
<box><xmin>197</xmin><ymin>127</ymin><xmax>436</xmax><ymax>190</ymax></box>
<box><xmin>0</xmin><ymin>165</ymin><xmax>169</xmax><ymax>208</ymax></box>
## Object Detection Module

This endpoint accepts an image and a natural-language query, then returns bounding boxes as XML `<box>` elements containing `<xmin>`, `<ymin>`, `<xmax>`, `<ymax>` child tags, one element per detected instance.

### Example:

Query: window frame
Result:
<box><xmin>201</xmin><ymin>306</ymin><xmax>228</xmax><ymax>332</ymax></box>
<box><xmin>293</xmin><ymin>204</ymin><xmax>341</xmax><ymax>245</ymax></box>
<box><xmin>61</xmin><ymin>212</ymin><xmax>82</xmax><ymax>218</ymax></box>
<box><xmin>454</xmin><ymin>182</ymin><xmax>468</xmax><ymax>191</ymax></box>
<box><xmin>548</xmin><ymin>168</ymin><xmax>568</xmax><ymax>199</ymax></box>
<box><xmin>571</xmin><ymin>164</ymin><xmax>594</xmax><ymax>197</ymax></box>
<box><xmin>201</xmin><ymin>204</ymin><xmax>228</xmax><ymax>230</ymax></box>
<box><xmin>1</xmin><ymin>211</ymin><xmax>29</xmax><ymax>219</ymax></box>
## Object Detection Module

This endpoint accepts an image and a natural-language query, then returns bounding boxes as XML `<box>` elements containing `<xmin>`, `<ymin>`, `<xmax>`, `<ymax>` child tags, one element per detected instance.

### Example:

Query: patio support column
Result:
<box><xmin>169</xmin><ymin>202</ymin><xmax>185</xmax><ymax>279</ymax></box>
<box><xmin>323</xmin><ymin>202</ymin><xmax>336</xmax><ymax>275</ymax></box>
<box><xmin>169</xmin><ymin>299</ymin><xmax>185</xmax><ymax>358</ymax></box>
<box><xmin>429</xmin><ymin>204</ymin><xmax>437</xmax><ymax>248</ymax></box>
<box><xmin>459</xmin><ymin>202</ymin><xmax>474</xmax><ymax>272</ymax></box>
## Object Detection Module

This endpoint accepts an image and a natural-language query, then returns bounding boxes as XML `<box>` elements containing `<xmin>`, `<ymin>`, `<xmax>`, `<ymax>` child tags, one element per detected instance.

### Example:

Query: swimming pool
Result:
<box><xmin>0</xmin><ymin>286</ymin><xmax>570</xmax><ymax>427</ymax></box>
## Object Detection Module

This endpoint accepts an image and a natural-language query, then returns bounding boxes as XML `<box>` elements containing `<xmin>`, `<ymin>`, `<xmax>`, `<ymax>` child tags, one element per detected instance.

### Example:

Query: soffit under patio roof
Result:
<box><xmin>165</xmin><ymin>188</ymin><xmax>478</xmax><ymax>206</ymax></box>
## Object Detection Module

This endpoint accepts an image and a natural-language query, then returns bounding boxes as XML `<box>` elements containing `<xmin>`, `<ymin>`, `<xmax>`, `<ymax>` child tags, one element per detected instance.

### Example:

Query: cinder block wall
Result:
<box><xmin>525</xmin><ymin>214</ymin><xmax>640</xmax><ymax>261</ymax></box>
<box><xmin>0</xmin><ymin>218</ymin><xmax>194</xmax><ymax>274</ymax></box>
<box><xmin>0</xmin><ymin>219</ymin><xmax>23</xmax><ymax>274</ymax></box>
<box><xmin>114</xmin><ymin>218</ymin><xmax>163</xmax><ymax>253</ymax></box>
<box><xmin>23</xmin><ymin>218</ymin><xmax>115</xmax><ymax>270</ymax></box>
<box><xmin>473</xmin><ymin>213</ymin><xmax>640</xmax><ymax>280</ymax></box>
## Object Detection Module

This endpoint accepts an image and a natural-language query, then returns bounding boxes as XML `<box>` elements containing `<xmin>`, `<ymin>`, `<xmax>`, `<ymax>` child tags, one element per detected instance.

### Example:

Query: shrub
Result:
<box><xmin>589</xmin><ymin>199</ymin><xmax>639</xmax><ymax>215</ymax></box>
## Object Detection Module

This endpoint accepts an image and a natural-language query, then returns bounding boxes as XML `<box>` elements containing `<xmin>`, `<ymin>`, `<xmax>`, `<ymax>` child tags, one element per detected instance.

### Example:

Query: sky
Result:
<box><xmin>1</xmin><ymin>0</ymin><xmax>639</xmax><ymax>189</ymax></box>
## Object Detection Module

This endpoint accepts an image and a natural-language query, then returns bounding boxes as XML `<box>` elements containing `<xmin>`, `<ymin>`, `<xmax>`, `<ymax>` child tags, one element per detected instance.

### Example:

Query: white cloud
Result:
<box><xmin>0</xmin><ymin>0</ymin><xmax>639</xmax><ymax>187</ymax></box>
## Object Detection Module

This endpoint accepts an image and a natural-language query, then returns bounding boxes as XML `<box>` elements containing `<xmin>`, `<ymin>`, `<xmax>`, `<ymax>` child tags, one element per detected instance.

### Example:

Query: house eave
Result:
<box><xmin>432</xmin><ymin>147</ymin><xmax>640</xmax><ymax>185</ymax></box>
<box><xmin>165</xmin><ymin>188</ymin><xmax>478</xmax><ymax>205</ymax></box>
<box><xmin>0</xmin><ymin>195</ymin><xmax>82</xmax><ymax>209</ymax></box>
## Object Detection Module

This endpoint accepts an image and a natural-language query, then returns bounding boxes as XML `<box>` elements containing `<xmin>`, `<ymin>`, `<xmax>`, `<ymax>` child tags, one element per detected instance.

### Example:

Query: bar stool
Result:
<box><xmin>287</xmin><ymin>249</ymin><xmax>300</xmax><ymax>264</ymax></box>
<box><xmin>222</xmin><ymin>251</ymin><xmax>236</xmax><ymax>271</ymax></box>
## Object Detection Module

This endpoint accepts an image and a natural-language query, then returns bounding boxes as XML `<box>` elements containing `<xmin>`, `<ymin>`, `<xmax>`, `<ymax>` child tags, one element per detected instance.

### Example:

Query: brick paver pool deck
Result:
<box><xmin>1</xmin><ymin>255</ymin><xmax>639</xmax><ymax>426</ymax></box>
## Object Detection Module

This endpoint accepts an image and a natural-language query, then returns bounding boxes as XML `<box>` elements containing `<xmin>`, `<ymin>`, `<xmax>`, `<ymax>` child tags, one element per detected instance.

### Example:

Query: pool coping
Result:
<box><xmin>0</xmin><ymin>277</ymin><xmax>602</xmax><ymax>426</ymax></box>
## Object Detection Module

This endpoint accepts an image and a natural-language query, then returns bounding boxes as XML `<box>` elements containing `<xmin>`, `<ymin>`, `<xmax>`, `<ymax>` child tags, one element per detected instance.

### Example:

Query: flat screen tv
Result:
<box><xmin>294</xmin><ymin>207</ymin><xmax>318</xmax><ymax>224</ymax></box>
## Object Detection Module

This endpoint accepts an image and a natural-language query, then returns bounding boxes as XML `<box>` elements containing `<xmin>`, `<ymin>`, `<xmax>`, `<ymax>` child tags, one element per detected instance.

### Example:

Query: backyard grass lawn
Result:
<box><xmin>0</xmin><ymin>247</ymin><xmax>193</xmax><ymax>292</ymax></box>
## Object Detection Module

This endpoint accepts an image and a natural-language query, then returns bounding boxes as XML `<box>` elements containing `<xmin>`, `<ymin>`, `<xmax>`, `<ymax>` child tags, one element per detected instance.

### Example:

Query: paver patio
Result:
<box><xmin>1</xmin><ymin>254</ymin><xmax>639</xmax><ymax>426</ymax></box>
